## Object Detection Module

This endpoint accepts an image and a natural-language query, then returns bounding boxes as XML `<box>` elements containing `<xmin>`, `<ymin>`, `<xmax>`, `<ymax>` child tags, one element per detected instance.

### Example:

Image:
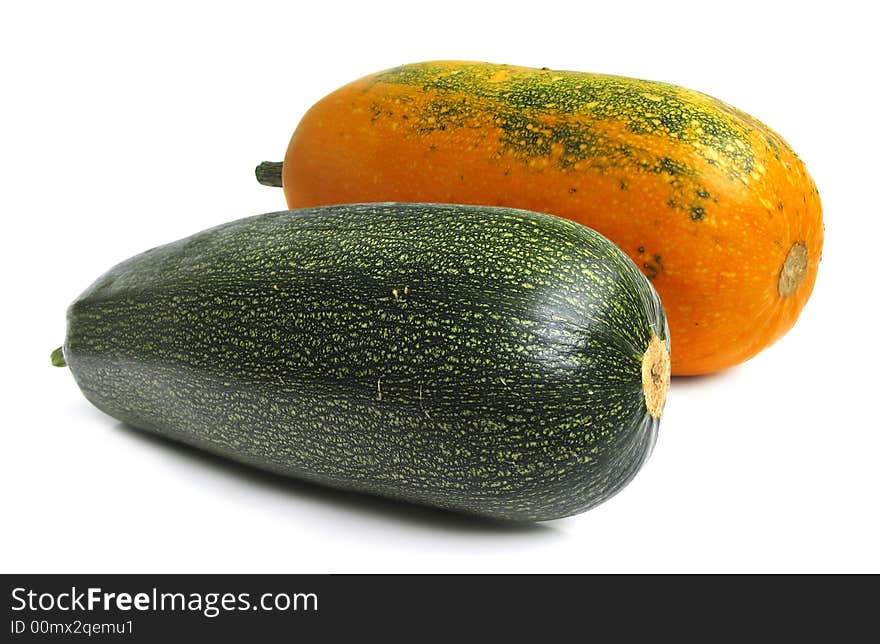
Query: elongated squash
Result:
<box><xmin>55</xmin><ymin>203</ymin><xmax>669</xmax><ymax>521</ymax></box>
<box><xmin>258</xmin><ymin>61</ymin><xmax>823</xmax><ymax>375</ymax></box>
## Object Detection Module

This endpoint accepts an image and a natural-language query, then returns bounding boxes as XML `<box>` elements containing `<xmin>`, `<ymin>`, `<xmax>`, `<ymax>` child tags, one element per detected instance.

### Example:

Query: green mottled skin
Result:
<box><xmin>374</xmin><ymin>62</ymin><xmax>774</xmax><ymax>173</ymax></box>
<box><xmin>63</xmin><ymin>204</ymin><xmax>668</xmax><ymax>521</ymax></box>
<box><xmin>365</xmin><ymin>62</ymin><xmax>792</xmax><ymax>220</ymax></box>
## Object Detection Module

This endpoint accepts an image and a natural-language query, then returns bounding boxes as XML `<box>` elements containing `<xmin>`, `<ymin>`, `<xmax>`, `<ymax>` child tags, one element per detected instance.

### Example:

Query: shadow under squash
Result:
<box><xmin>668</xmin><ymin>364</ymin><xmax>743</xmax><ymax>391</ymax></box>
<box><xmin>114</xmin><ymin>421</ymin><xmax>562</xmax><ymax>536</ymax></box>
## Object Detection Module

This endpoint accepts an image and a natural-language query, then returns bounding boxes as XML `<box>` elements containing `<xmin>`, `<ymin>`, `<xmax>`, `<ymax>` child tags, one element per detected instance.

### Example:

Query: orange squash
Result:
<box><xmin>259</xmin><ymin>61</ymin><xmax>823</xmax><ymax>375</ymax></box>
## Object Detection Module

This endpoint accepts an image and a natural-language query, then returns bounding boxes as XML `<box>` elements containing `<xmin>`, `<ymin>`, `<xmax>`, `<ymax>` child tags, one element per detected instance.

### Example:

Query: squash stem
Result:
<box><xmin>255</xmin><ymin>161</ymin><xmax>284</xmax><ymax>187</ymax></box>
<box><xmin>778</xmin><ymin>241</ymin><xmax>808</xmax><ymax>297</ymax></box>
<box><xmin>641</xmin><ymin>335</ymin><xmax>670</xmax><ymax>419</ymax></box>
<box><xmin>50</xmin><ymin>346</ymin><xmax>67</xmax><ymax>368</ymax></box>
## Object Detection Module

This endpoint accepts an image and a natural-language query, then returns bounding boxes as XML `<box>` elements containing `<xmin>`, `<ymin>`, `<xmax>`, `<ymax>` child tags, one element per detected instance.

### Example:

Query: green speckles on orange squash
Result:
<box><xmin>370</xmin><ymin>61</ymin><xmax>760</xmax><ymax>186</ymax></box>
<box><xmin>357</xmin><ymin>62</ymin><xmax>778</xmax><ymax>226</ymax></box>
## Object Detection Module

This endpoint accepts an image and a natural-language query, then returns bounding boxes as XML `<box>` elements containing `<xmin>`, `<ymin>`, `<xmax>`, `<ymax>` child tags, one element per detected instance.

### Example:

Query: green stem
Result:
<box><xmin>255</xmin><ymin>161</ymin><xmax>284</xmax><ymax>187</ymax></box>
<box><xmin>50</xmin><ymin>346</ymin><xmax>67</xmax><ymax>367</ymax></box>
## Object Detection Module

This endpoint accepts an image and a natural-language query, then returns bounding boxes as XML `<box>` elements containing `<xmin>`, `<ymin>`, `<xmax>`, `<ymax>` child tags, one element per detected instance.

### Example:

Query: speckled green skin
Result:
<box><xmin>367</xmin><ymin>62</ymin><xmax>785</xmax><ymax>204</ymax></box>
<box><xmin>63</xmin><ymin>204</ymin><xmax>668</xmax><ymax>521</ymax></box>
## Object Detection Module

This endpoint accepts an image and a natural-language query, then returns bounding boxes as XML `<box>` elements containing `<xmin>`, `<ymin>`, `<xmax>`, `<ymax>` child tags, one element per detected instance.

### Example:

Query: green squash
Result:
<box><xmin>55</xmin><ymin>203</ymin><xmax>669</xmax><ymax>521</ymax></box>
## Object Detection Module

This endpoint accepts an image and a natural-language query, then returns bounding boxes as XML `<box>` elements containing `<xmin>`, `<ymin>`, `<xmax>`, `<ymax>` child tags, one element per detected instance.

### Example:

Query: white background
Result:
<box><xmin>2</xmin><ymin>1</ymin><xmax>877</xmax><ymax>573</ymax></box>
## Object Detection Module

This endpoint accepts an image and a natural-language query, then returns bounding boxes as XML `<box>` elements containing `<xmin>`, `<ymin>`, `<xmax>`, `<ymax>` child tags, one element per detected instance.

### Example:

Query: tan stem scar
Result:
<box><xmin>642</xmin><ymin>334</ymin><xmax>670</xmax><ymax>419</ymax></box>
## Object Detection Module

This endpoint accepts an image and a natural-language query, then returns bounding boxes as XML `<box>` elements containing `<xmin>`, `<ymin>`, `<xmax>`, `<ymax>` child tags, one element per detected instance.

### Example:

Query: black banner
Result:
<box><xmin>2</xmin><ymin>574</ymin><xmax>871</xmax><ymax>640</ymax></box>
